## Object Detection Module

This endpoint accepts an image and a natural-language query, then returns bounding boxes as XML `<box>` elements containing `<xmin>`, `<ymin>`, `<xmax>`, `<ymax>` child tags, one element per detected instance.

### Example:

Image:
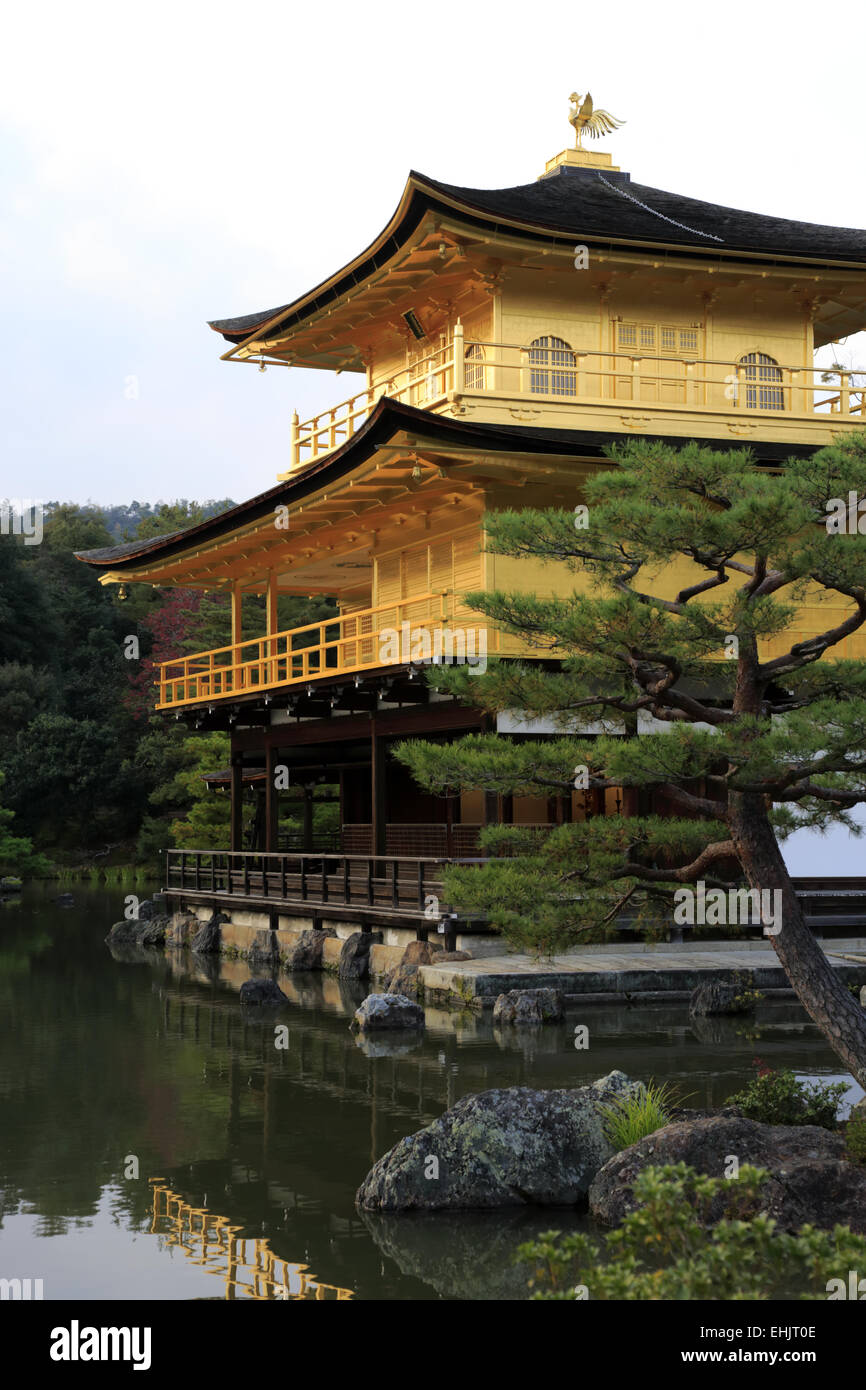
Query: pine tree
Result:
<box><xmin>396</xmin><ymin>434</ymin><xmax>866</xmax><ymax>1085</ymax></box>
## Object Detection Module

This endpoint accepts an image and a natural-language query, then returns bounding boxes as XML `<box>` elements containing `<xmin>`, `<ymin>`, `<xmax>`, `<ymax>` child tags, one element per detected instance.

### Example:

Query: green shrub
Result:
<box><xmin>845</xmin><ymin>1117</ymin><xmax>866</xmax><ymax>1164</ymax></box>
<box><xmin>599</xmin><ymin>1081</ymin><xmax>682</xmax><ymax>1151</ymax></box>
<box><xmin>516</xmin><ymin>1162</ymin><xmax>866</xmax><ymax>1300</ymax></box>
<box><xmin>729</xmin><ymin>987</ymin><xmax>763</xmax><ymax>1010</ymax></box>
<box><xmin>728</xmin><ymin>1063</ymin><xmax>847</xmax><ymax>1130</ymax></box>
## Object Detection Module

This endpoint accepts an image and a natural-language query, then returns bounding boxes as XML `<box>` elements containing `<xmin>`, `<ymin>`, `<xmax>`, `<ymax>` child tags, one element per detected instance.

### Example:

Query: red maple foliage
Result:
<box><xmin>125</xmin><ymin>589</ymin><xmax>204</xmax><ymax>722</ymax></box>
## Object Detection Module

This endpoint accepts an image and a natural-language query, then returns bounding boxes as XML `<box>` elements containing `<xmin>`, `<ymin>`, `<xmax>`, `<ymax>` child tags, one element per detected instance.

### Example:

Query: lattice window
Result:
<box><xmin>740</xmin><ymin>352</ymin><xmax>784</xmax><ymax>411</ymax></box>
<box><xmin>528</xmin><ymin>336</ymin><xmax>577</xmax><ymax>396</ymax></box>
<box><xmin>616</xmin><ymin>321</ymin><xmax>701</xmax><ymax>357</ymax></box>
<box><xmin>465</xmin><ymin>342</ymin><xmax>485</xmax><ymax>390</ymax></box>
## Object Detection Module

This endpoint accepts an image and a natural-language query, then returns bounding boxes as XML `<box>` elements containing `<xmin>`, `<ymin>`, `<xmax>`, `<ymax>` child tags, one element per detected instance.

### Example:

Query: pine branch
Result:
<box><xmin>760</xmin><ymin>595</ymin><xmax>866</xmax><ymax>679</ymax></box>
<box><xmin>624</xmin><ymin>838</ymin><xmax>737</xmax><ymax>884</ymax></box>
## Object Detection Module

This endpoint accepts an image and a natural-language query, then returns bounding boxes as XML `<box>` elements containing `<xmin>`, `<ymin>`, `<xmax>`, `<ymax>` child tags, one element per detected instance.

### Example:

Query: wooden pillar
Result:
<box><xmin>251</xmin><ymin>791</ymin><xmax>265</xmax><ymax>850</ymax></box>
<box><xmin>302</xmin><ymin>786</ymin><xmax>313</xmax><ymax>851</ymax></box>
<box><xmin>371</xmin><ymin>723</ymin><xmax>386</xmax><ymax>858</ymax></box>
<box><xmin>230</xmin><ymin>755</ymin><xmax>244</xmax><ymax>852</ymax></box>
<box><xmin>265</xmin><ymin>570</ymin><xmax>278</xmax><ymax>634</ymax></box>
<box><xmin>482</xmin><ymin>791</ymin><xmax>498</xmax><ymax>826</ymax></box>
<box><xmin>265</xmin><ymin>743</ymin><xmax>279</xmax><ymax>854</ymax></box>
<box><xmin>231</xmin><ymin>584</ymin><xmax>243</xmax><ymax>646</ymax></box>
<box><xmin>265</xmin><ymin>570</ymin><xmax>279</xmax><ymax>685</ymax></box>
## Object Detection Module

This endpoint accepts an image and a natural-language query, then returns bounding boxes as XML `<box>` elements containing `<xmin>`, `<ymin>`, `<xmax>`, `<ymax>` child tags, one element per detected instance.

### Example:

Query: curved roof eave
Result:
<box><xmin>208</xmin><ymin>169</ymin><xmax>866</xmax><ymax>351</ymax></box>
<box><xmin>76</xmin><ymin>397</ymin><xmax>527</xmax><ymax>571</ymax></box>
<box><xmin>76</xmin><ymin>397</ymin><xmax>822</xmax><ymax>576</ymax></box>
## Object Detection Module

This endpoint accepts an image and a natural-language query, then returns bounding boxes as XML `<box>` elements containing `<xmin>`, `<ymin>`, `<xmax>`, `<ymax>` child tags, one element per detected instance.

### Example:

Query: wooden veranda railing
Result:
<box><xmin>156</xmin><ymin>590</ymin><xmax>495</xmax><ymax>709</ymax></box>
<box><xmin>165</xmin><ymin>849</ymin><xmax>452</xmax><ymax>918</ymax></box>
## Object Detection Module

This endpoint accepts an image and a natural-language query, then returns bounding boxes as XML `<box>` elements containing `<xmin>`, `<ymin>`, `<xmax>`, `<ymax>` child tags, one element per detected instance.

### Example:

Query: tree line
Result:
<box><xmin>0</xmin><ymin>500</ymin><xmax>333</xmax><ymax>873</ymax></box>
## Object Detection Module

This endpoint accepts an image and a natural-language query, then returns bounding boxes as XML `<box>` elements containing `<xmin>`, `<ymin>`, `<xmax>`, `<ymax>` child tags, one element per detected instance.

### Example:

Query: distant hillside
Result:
<box><xmin>42</xmin><ymin>498</ymin><xmax>237</xmax><ymax>544</ymax></box>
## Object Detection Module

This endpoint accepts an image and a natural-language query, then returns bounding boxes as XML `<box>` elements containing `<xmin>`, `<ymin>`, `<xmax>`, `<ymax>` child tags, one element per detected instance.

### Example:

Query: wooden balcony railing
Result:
<box><xmin>156</xmin><ymin>591</ymin><xmax>496</xmax><ymax>709</ymax></box>
<box><xmin>288</xmin><ymin>339</ymin><xmax>454</xmax><ymax>472</ymax></box>
<box><xmin>166</xmin><ymin>849</ymin><xmax>451</xmax><ymax>918</ymax></box>
<box><xmin>285</xmin><ymin>324</ymin><xmax>866</xmax><ymax>472</ymax></box>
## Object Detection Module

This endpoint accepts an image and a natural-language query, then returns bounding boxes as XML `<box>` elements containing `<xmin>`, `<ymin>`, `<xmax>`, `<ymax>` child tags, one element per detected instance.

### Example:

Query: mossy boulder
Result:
<box><xmin>590</xmin><ymin>1115</ymin><xmax>866</xmax><ymax>1233</ymax></box>
<box><xmin>356</xmin><ymin>1070</ymin><xmax>639</xmax><ymax>1211</ymax></box>
<box><xmin>493</xmin><ymin>988</ymin><xmax>564</xmax><ymax>1026</ymax></box>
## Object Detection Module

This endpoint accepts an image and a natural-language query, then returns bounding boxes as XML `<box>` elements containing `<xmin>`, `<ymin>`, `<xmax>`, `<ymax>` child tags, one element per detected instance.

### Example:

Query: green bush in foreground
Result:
<box><xmin>845</xmin><ymin>1117</ymin><xmax>866</xmax><ymax>1164</ymax></box>
<box><xmin>599</xmin><ymin>1081</ymin><xmax>681</xmax><ymax>1151</ymax></box>
<box><xmin>728</xmin><ymin>1063</ymin><xmax>848</xmax><ymax>1130</ymax></box>
<box><xmin>516</xmin><ymin>1163</ymin><xmax>866</xmax><ymax>1300</ymax></box>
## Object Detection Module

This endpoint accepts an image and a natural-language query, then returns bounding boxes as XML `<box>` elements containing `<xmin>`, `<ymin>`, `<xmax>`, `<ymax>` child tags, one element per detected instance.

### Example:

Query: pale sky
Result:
<box><xmin>3</xmin><ymin>1</ymin><xmax>864</xmax><ymax>869</ymax></box>
<box><xmin>2</xmin><ymin>0</ymin><xmax>865</xmax><ymax>506</ymax></box>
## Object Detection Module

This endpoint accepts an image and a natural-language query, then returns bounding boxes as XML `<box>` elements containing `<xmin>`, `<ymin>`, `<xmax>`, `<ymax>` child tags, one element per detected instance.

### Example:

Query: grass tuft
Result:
<box><xmin>599</xmin><ymin>1081</ymin><xmax>683</xmax><ymax>1151</ymax></box>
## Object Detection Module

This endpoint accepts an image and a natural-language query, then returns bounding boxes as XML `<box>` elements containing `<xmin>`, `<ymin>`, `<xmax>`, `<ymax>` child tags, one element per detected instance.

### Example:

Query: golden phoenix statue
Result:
<box><xmin>568</xmin><ymin>92</ymin><xmax>625</xmax><ymax>150</ymax></box>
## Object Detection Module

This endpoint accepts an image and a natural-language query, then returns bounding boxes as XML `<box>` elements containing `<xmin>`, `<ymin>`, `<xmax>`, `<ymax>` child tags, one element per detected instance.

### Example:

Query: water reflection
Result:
<box><xmin>150</xmin><ymin>1181</ymin><xmax>353</xmax><ymax>1300</ymax></box>
<box><xmin>0</xmin><ymin>885</ymin><xmax>861</xmax><ymax>1301</ymax></box>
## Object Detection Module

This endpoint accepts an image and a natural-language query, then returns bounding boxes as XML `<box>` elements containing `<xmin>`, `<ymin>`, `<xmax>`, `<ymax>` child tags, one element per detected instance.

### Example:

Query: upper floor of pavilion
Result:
<box><xmin>208</xmin><ymin>120</ymin><xmax>866</xmax><ymax>478</ymax></box>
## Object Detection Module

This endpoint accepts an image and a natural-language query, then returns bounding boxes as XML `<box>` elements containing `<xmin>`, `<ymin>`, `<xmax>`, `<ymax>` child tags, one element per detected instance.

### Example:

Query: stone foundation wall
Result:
<box><xmin>164</xmin><ymin>906</ymin><xmax>478</xmax><ymax>983</ymax></box>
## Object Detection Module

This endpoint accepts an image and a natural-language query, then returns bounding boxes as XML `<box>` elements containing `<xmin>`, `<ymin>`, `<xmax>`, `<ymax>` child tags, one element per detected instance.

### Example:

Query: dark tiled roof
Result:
<box><xmin>208</xmin><ymin>167</ymin><xmax>866</xmax><ymax>345</ymax></box>
<box><xmin>424</xmin><ymin>167</ymin><xmax>866</xmax><ymax>261</ymax></box>
<box><xmin>76</xmin><ymin>529</ymin><xmax>187</xmax><ymax>564</ymax></box>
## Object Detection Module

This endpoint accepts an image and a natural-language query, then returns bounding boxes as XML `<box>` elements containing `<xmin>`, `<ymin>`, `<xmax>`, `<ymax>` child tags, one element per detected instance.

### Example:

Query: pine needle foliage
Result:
<box><xmin>395</xmin><ymin>435</ymin><xmax>866</xmax><ymax>1079</ymax></box>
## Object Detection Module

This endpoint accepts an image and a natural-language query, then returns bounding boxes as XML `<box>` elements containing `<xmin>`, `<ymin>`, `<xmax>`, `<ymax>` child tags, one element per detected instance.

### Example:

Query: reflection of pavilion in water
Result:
<box><xmin>149</xmin><ymin>1180</ymin><xmax>353</xmax><ymax>1300</ymax></box>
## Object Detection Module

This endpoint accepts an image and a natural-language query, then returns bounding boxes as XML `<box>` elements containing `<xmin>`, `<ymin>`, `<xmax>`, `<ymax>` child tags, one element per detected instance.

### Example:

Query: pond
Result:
<box><xmin>0</xmin><ymin>885</ymin><xmax>861</xmax><ymax>1301</ymax></box>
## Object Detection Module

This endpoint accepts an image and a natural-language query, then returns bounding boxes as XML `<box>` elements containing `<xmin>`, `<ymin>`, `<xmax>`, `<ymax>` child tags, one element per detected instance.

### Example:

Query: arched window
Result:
<box><xmin>465</xmin><ymin>342</ymin><xmax>485</xmax><ymax>391</ymax></box>
<box><xmin>740</xmin><ymin>352</ymin><xmax>784</xmax><ymax>411</ymax></box>
<box><xmin>529</xmin><ymin>336</ymin><xmax>577</xmax><ymax>396</ymax></box>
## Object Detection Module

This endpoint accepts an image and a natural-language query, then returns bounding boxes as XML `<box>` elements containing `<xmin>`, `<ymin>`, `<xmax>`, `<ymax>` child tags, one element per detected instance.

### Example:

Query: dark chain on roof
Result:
<box><xmin>596</xmin><ymin>173</ymin><xmax>725</xmax><ymax>243</ymax></box>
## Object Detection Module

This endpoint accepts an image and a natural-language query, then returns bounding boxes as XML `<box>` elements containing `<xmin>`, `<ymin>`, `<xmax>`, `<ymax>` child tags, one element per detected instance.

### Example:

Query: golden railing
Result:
<box><xmin>288</xmin><ymin>325</ymin><xmax>866</xmax><ymax>470</ymax></box>
<box><xmin>156</xmin><ymin>591</ymin><xmax>497</xmax><ymax>709</ymax></box>
<box><xmin>289</xmin><ymin>339</ymin><xmax>454</xmax><ymax>471</ymax></box>
<box><xmin>149</xmin><ymin>1181</ymin><xmax>353</xmax><ymax>1300</ymax></box>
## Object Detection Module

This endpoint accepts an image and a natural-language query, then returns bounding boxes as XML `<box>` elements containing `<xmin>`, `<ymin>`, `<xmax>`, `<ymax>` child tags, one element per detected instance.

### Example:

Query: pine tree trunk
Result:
<box><xmin>728</xmin><ymin>788</ymin><xmax>866</xmax><ymax>1089</ymax></box>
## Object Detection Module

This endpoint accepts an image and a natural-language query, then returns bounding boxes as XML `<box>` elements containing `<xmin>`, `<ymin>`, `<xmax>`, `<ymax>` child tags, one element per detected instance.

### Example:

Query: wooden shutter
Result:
<box><xmin>452</xmin><ymin>530</ymin><xmax>482</xmax><ymax>621</ymax></box>
<box><xmin>402</xmin><ymin>546</ymin><xmax>430</xmax><ymax>624</ymax></box>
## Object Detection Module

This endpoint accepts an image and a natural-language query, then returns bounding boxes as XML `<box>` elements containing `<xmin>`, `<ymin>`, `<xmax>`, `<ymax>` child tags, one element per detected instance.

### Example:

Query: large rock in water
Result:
<box><xmin>688</xmin><ymin>980</ymin><xmax>755</xmax><ymax>1016</ymax></box>
<box><xmin>191</xmin><ymin>912</ymin><xmax>225</xmax><ymax>955</ymax></box>
<box><xmin>493</xmin><ymin>988</ymin><xmax>564</xmax><ymax>1026</ymax></box>
<box><xmin>356</xmin><ymin>1070</ymin><xmax>640</xmax><ymax>1211</ymax></box>
<box><xmin>105</xmin><ymin>916</ymin><xmax>170</xmax><ymax>948</ymax></box>
<box><xmin>287</xmin><ymin>926</ymin><xmax>336</xmax><ymax>971</ymax></box>
<box><xmin>338</xmin><ymin>930</ymin><xmax>382</xmax><ymax>981</ymax></box>
<box><xmin>353</xmin><ymin>993</ymin><xmax>425</xmax><ymax>1031</ymax></box>
<box><xmin>385</xmin><ymin>940</ymin><xmax>440</xmax><ymax>997</ymax></box>
<box><xmin>590</xmin><ymin>1115</ymin><xmax>866</xmax><ymax>1233</ymax></box>
<box><xmin>239</xmin><ymin>977</ymin><xmax>289</xmax><ymax>1007</ymax></box>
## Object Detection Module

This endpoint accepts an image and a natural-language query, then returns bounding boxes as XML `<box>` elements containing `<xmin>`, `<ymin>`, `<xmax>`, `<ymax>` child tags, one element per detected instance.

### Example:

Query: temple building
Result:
<box><xmin>78</xmin><ymin>103</ymin><xmax>866</xmax><ymax>940</ymax></box>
